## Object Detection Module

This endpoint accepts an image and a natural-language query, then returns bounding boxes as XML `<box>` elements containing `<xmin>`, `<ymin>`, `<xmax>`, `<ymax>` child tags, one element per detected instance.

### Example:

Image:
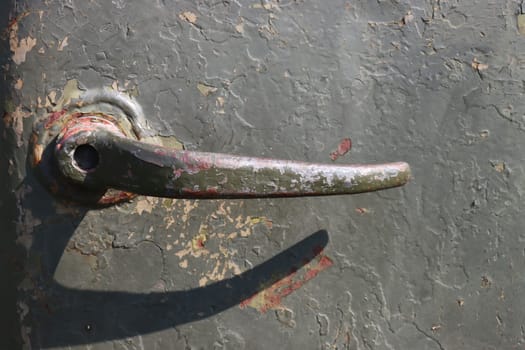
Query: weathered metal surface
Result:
<box><xmin>43</xmin><ymin>109</ymin><xmax>409</xmax><ymax>203</ymax></box>
<box><xmin>3</xmin><ymin>0</ymin><xmax>525</xmax><ymax>350</ymax></box>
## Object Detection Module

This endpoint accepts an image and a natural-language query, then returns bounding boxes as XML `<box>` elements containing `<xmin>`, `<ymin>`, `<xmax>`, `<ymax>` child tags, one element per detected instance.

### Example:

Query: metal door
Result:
<box><xmin>2</xmin><ymin>0</ymin><xmax>524</xmax><ymax>349</ymax></box>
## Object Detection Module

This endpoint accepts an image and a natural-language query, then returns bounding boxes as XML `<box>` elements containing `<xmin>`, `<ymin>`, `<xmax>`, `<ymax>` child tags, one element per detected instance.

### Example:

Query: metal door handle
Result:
<box><xmin>31</xmin><ymin>89</ymin><xmax>410</xmax><ymax>205</ymax></box>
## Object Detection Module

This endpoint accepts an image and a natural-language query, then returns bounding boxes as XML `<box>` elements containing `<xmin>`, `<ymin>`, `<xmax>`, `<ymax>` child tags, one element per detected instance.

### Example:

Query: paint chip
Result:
<box><xmin>330</xmin><ymin>138</ymin><xmax>352</xmax><ymax>161</ymax></box>
<box><xmin>471</xmin><ymin>58</ymin><xmax>488</xmax><ymax>72</ymax></box>
<box><xmin>135</xmin><ymin>197</ymin><xmax>157</xmax><ymax>214</ymax></box>
<box><xmin>518</xmin><ymin>14</ymin><xmax>525</xmax><ymax>35</ymax></box>
<box><xmin>9</xmin><ymin>23</ymin><xmax>37</xmax><ymax>65</ymax></box>
<box><xmin>481</xmin><ymin>275</ymin><xmax>492</xmax><ymax>288</ymax></box>
<box><xmin>179</xmin><ymin>11</ymin><xmax>197</xmax><ymax>24</ymax></box>
<box><xmin>431</xmin><ymin>324</ymin><xmax>442</xmax><ymax>332</ymax></box>
<box><xmin>14</xmin><ymin>79</ymin><xmax>23</xmax><ymax>90</ymax></box>
<box><xmin>235</xmin><ymin>19</ymin><xmax>244</xmax><ymax>33</ymax></box>
<box><xmin>490</xmin><ymin>161</ymin><xmax>506</xmax><ymax>173</ymax></box>
<box><xmin>197</xmin><ymin>82</ymin><xmax>217</xmax><ymax>96</ymax></box>
<box><xmin>57</xmin><ymin>36</ymin><xmax>69</xmax><ymax>51</ymax></box>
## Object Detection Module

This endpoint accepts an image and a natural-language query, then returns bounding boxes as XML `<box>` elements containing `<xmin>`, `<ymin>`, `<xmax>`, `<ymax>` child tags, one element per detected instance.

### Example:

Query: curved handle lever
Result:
<box><xmin>31</xmin><ymin>88</ymin><xmax>410</xmax><ymax>205</ymax></box>
<box><xmin>52</xmin><ymin>115</ymin><xmax>410</xmax><ymax>201</ymax></box>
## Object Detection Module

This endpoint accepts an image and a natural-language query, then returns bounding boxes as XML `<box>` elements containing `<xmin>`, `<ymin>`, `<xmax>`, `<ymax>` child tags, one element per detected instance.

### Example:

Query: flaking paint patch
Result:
<box><xmin>57</xmin><ymin>36</ymin><xmax>68</xmax><ymax>51</ymax></box>
<box><xmin>182</xmin><ymin>200</ymin><xmax>199</xmax><ymax>222</ymax></box>
<box><xmin>135</xmin><ymin>197</ymin><xmax>158</xmax><ymax>215</ymax></box>
<box><xmin>9</xmin><ymin>23</ymin><xmax>37</xmax><ymax>65</ymax></box>
<box><xmin>235</xmin><ymin>18</ymin><xmax>244</xmax><ymax>33</ymax></box>
<box><xmin>197</xmin><ymin>82</ymin><xmax>217</xmax><ymax>96</ymax></box>
<box><xmin>55</xmin><ymin>80</ymin><xmax>82</xmax><ymax>109</ymax></box>
<box><xmin>167</xmin><ymin>200</ymin><xmax>273</xmax><ymax>287</ymax></box>
<box><xmin>179</xmin><ymin>11</ymin><xmax>197</xmax><ymax>24</ymax></box>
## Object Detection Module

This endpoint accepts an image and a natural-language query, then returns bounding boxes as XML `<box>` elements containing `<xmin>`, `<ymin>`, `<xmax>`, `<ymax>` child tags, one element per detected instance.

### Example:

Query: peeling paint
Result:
<box><xmin>471</xmin><ymin>58</ymin><xmax>488</xmax><ymax>72</ymax></box>
<box><xmin>9</xmin><ymin>23</ymin><xmax>36</xmax><ymax>65</ymax></box>
<box><xmin>235</xmin><ymin>19</ymin><xmax>244</xmax><ymax>33</ymax></box>
<box><xmin>57</xmin><ymin>36</ymin><xmax>68</xmax><ymax>51</ymax></box>
<box><xmin>135</xmin><ymin>197</ymin><xmax>158</xmax><ymax>215</ymax></box>
<box><xmin>197</xmin><ymin>82</ymin><xmax>217</xmax><ymax>96</ymax></box>
<box><xmin>179</xmin><ymin>11</ymin><xmax>197</xmax><ymax>24</ymax></box>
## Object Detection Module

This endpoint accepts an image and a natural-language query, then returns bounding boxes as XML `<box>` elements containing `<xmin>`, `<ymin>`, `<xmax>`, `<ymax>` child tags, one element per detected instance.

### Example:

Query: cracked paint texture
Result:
<box><xmin>2</xmin><ymin>0</ymin><xmax>525</xmax><ymax>349</ymax></box>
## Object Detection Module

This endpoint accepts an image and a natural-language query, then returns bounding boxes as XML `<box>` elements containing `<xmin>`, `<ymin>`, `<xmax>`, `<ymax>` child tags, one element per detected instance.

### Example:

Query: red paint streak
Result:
<box><xmin>172</xmin><ymin>152</ymin><xmax>213</xmax><ymax>179</ymax></box>
<box><xmin>44</xmin><ymin>110</ymin><xmax>66</xmax><ymax>129</ymax></box>
<box><xmin>56</xmin><ymin>115</ymin><xmax>125</xmax><ymax>152</ymax></box>
<box><xmin>318</xmin><ymin>255</ymin><xmax>333</xmax><ymax>268</ymax></box>
<box><xmin>330</xmin><ymin>138</ymin><xmax>352</xmax><ymax>161</ymax></box>
<box><xmin>205</xmin><ymin>186</ymin><xmax>219</xmax><ymax>194</ymax></box>
<box><xmin>240</xmin><ymin>250</ymin><xmax>333</xmax><ymax>313</ymax></box>
<box><xmin>304</xmin><ymin>255</ymin><xmax>334</xmax><ymax>280</ymax></box>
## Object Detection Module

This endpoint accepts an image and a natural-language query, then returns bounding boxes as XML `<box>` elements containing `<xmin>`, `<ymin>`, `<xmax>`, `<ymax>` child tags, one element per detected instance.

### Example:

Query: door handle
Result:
<box><xmin>31</xmin><ymin>89</ymin><xmax>411</xmax><ymax>205</ymax></box>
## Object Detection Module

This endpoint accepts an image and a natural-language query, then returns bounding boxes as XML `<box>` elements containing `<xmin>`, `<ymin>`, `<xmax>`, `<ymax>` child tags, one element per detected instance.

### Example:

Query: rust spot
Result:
<box><xmin>192</xmin><ymin>232</ymin><xmax>207</xmax><ymax>250</ymax></box>
<box><xmin>330</xmin><ymin>138</ymin><xmax>352</xmax><ymax>161</ymax></box>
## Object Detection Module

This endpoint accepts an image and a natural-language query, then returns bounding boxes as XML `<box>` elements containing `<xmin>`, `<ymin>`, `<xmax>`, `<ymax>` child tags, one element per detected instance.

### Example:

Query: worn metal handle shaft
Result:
<box><xmin>55</xmin><ymin>117</ymin><xmax>410</xmax><ymax>199</ymax></box>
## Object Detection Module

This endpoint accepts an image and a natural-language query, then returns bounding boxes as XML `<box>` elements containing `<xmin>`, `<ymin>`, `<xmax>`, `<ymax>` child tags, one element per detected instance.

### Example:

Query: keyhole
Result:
<box><xmin>74</xmin><ymin>144</ymin><xmax>99</xmax><ymax>171</ymax></box>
